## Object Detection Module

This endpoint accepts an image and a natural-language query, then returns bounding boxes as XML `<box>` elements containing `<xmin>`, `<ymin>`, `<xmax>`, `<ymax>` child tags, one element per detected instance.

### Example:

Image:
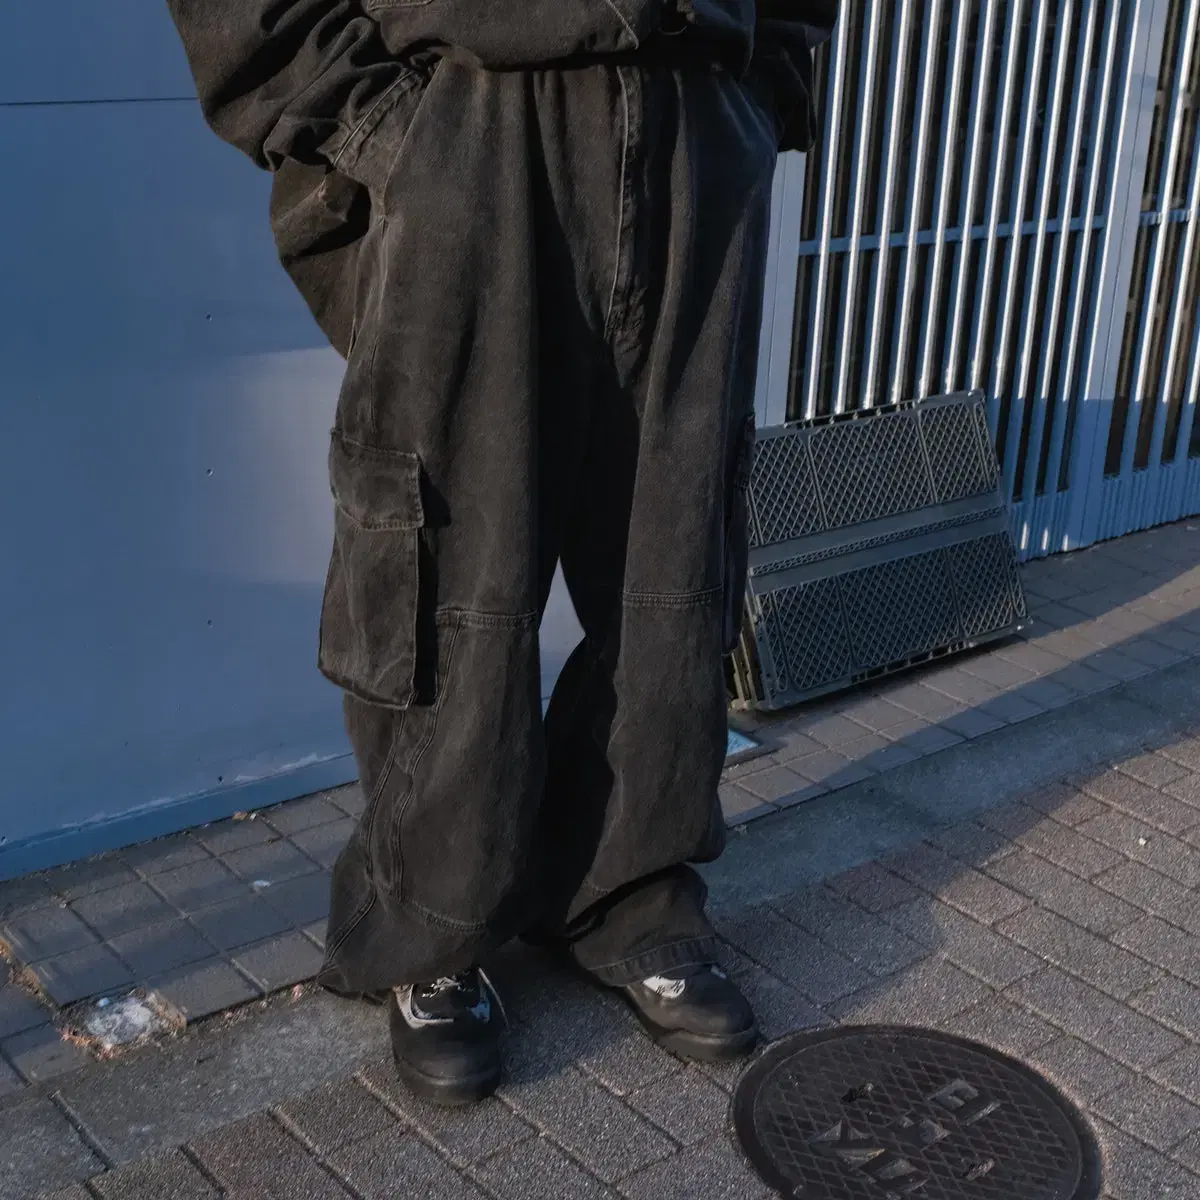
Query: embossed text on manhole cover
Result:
<box><xmin>732</xmin><ymin>1026</ymin><xmax>1101</xmax><ymax>1199</ymax></box>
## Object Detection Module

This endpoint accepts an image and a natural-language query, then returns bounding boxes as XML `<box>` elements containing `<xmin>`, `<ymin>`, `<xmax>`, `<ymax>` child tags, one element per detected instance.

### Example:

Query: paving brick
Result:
<box><xmin>884</xmin><ymin>898</ymin><xmax>1041</xmax><ymax>988</ymax></box>
<box><xmin>738</xmin><ymin>765</ymin><xmax>810</xmax><ymax>803</ymax></box>
<box><xmin>328</xmin><ymin>787</ymin><xmax>367</xmax><ymax>818</ymax></box>
<box><xmin>1129</xmin><ymin>977</ymin><xmax>1200</xmax><ymax>1041</ymax></box>
<box><xmin>0</xmin><ymin>1054</ymin><xmax>23</xmax><ymax>1098</ymax></box>
<box><xmin>1119</xmin><ymin>753</ymin><xmax>1191</xmax><ymax>789</ymax></box>
<box><xmin>302</xmin><ymin>921</ymin><xmax>327</xmax><ymax>950</ymax></box>
<box><xmin>121</xmin><ymin>834</ymin><xmax>211</xmax><ymax>877</ymax></box>
<box><xmin>191</xmin><ymin>816</ymin><xmax>276</xmax><ymax>855</ymax></box>
<box><xmin>89</xmin><ymin>1150</ymin><xmax>219</xmax><ymax>1200</ymax></box>
<box><xmin>1113</xmin><ymin>916</ymin><xmax>1200</xmax><ymax>980</ymax></box>
<box><xmin>828</xmin><ymin>959</ymin><xmax>989</xmax><ymax>1025</ymax></box>
<box><xmin>149</xmin><ymin>958</ymin><xmax>261</xmax><ymax>1023</ymax></box>
<box><xmin>500</xmin><ymin>1067</ymin><xmax>673</xmax><ymax>1184</ymax></box>
<box><xmin>1025</xmin><ymin>1035</ymin><xmax>1139</xmax><ymax>1105</ymax></box>
<box><xmin>772</xmin><ymin>888</ymin><xmax>927</xmax><ymax>977</ymax></box>
<box><xmin>732</xmin><ymin>964</ymin><xmax>829</xmax><ymax>1041</ymax></box>
<box><xmin>360</xmin><ymin>1061</ymin><xmax>532</xmax><ymax>1165</ymax></box>
<box><xmin>1009</xmin><ymin>969</ymin><xmax>1184</xmax><ymax>1069</ymax></box>
<box><xmin>997</xmin><ymin>908</ymin><xmax>1163</xmax><ymax>999</ymax></box>
<box><xmin>718</xmin><ymin>906</ymin><xmax>871</xmax><ymax>1005</ymax></box>
<box><xmin>110</xmin><ymin>920</ymin><xmax>215</xmax><ymax>978</ymax></box>
<box><xmin>1093</xmin><ymin>1077</ymin><xmax>1200</xmax><ymax>1153</ymax></box>
<box><xmin>262</xmin><ymin>796</ymin><xmax>347</xmax><ymax>837</ymax></box>
<box><xmin>1082</xmin><ymin>772</ymin><xmax>1200</xmax><ymax>835</ymax></box>
<box><xmin>70</xmin><ymin>881</ymin><xmax>177</xmax><ymax>939</ymax></box>
<box><xmin>1077</xmin><ymin>810</ymin><xmax>1200</xmax><ymax>888</ymax></box>
<box><xmin>879</xmin><ymin>721</ymin><xmax>965</xmax><ymax>756</ymax></box>
<box><xmin>0</xmin><ymin>1096</ymin><xmax>101</xmax><ymax>1200</ymax></box>
<box><xmin>788</xmin><ymin>750</ymin><xmax>872</xmax><ymax>790</ymax></box>
<box><xmin>986</xmin><ymin>851</ymin><xmax>1143</xmax><ymax>935</ymax></box>
<box><xmin>1</xmin><ymin>903</ymin><xmax>97</xmax><ymax>962</ymax></box>
<box><xmin>222</xmin><ymin>839</ymin><xmax>323</xmax><ymax>887</ymax></box>
<box><xmin>1166</xmin><ymin>773</ymin><xmax>1200</xmax><ymax>810</ymax></box>
<box><xmin>1015</xmin><ymin>677</ymin><xmax>1080</xmax><ymax>710</ymax></box>
<box><xmin>1161</xmin><ymin>739</ymin><xmax>1200</xmax><ymax>772</ymax></box>
<box><xmin>938</xmin><ymin>708</ymin><xmax>1007</xmax><ymax>739</ymax></box>
<box><xmin>825</xmin><ymin>862</ymin><xmax>923</xmax><ymax>912</ymax></box>
<box><xmin>149</xmin><ymin>859</ymin><xmax>249</xmax><ymax>912</ymax></box>
<box><xmin>618</xmin><ymin>1137</ymin><xmax>772</xmax><ymax>1200</ymax></box>
<box><xmin>796</xmin><ymin>712</ymin><xmax>871</xmax><ymax>750</ymax></box>
<box><xmin>42</xmin><ymin>857</ymin><xmax>139</xmax><ymax>901</ymax></box>
<box><xmin>960</xmin><ymin>654</ymin><xmax>1037</xmax><ymax>688</ymax></box>
<box><xmin>233</xmin><ymin>931</ymin><xmax>325</xmax><ymax>992</ymax></box>
<box><xmin>187</xmin><ymin>896</ymin><xmax>291</xmax><ymax>952</ymax></box>
<box><xmin>926</xmin><ymin>822</ymin><xmax>1017</xmax><ymax>867</ymax></box>
<box><xmin>937</xmin><ymin>995</ymin><xmax>1061</xmax><ymax>1057</ymax></box>
<box><xmin>882</xmin><ymin>681</ymin><xmax>967</xmax><ymax>720</ymax></box>
<box><xmin>837</xmin><ymin>695</ymin><xmax>911</xmax><ymax>733</ymax></box>
<box><xmin>1094</xmin><ymin>860</ymin><xmax>1200</xmax><ymax>935</ymax></box>
<box><xmin>883</xmin><ymin>843</ymin><xmax>1031</xmax><ymax>924</ymax></box>
<box><xmin>34</xmin><ymin>943</ymin><xmax>135</xmax><ymax>1006</ymax></box>
<box><xmin>768</xmin><ymin>726</ymin><xmax>827</xmax><ymax>762</ymax></box>
<box><xmin>284</xmin><ymin>819</ymin><xmax>353</xmax><ymax>866</ymax></box>
<box><xmin>0</xmin><ymin>874</ymin><xmax>55</xmax><ymax>919</ymax></box>
<box><xmin>262</xmin><ymin>871</ymin><xmax>332</xmax><ymax>928</ymax></box>
<box><xmin>473</xmin><ymin>1134</ymin><xmax>614</xmax><ymax>1200</ymax></box>
<box><xmin>628</xmin><ymin>1067</ymin><xmax>731</xmax><ymax>1146</ymax></box>
<box><xmin>1171</xmin><ymin>1129</ymin><xmax>1200</xmax><ymax>1178</ymax></box>
<box><xmin>3</xmin><ymin>1022</ymin><xmax>90</xmax><ymax>1082</ymax></box>
<box><xmin>277</xmin><ymin>1078</ymin><xmax>396</xmax><ymax>1153</ymax></box>
<box><xmin>1147</xmin><ymin>1045</ymin><xmax>1200</xmax><ymax>1103</ymax></box>
<box><xmin>0</xmin><ymin>979</ymin><xmax>50</xmax><ymax>1038</ymax></box>
<box><xmin>718</xmin><ymin>784</ymin><xmax>776</xmax><ymax>824</ymax></box>
<box><xmin>922</xmin><ymin>668</ymin><xmax>1002</xmax><ymax>705</ymax></box>
<box><xmin>1010</xmin><ymin>817</ymin><xmax>1124</xmax><ymax>879</ymax></box>
<box><xmin>30</xmin><ymin>1186</ymin><xmax>91</xmax><ymax>1200</ymax></box>
<box><xmin>190</xmin><ymin>1111</ymin><xmax>348</xmax><ymax>1199</ymax></box>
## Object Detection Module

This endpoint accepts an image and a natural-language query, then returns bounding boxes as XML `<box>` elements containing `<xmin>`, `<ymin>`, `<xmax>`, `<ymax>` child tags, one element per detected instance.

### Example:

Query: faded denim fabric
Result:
<box><xmin>165</xmin><ymin>2</ymin><xmax>834</xmax><ymax>991</ymax></box>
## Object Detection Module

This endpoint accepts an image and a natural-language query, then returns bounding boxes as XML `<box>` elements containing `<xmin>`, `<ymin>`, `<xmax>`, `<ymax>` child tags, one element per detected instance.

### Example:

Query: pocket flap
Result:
<box><xmin>329</xmin><ymin>433</ymin><xmax>425</xmax><ymax>531</ymax></box>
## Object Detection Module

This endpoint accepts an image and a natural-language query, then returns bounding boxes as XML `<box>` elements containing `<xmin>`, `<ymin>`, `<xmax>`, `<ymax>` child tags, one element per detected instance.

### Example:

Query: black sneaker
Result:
<box><xmin>622</xmin><ymin>964</ymin><xmax>758</xmax><ymax>1062</ymax></box>
<box><xmin>389</xmin><ymin>969</ymin><xmax>504</xmax><ymax>1105</ymax></box>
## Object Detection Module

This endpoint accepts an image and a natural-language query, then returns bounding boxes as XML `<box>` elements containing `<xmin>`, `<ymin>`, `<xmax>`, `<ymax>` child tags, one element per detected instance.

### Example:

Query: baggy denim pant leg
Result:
<box><xmin>316</xmin><ymin>56</ymin><xmax>778</xmax><ymax>997</ymax></box>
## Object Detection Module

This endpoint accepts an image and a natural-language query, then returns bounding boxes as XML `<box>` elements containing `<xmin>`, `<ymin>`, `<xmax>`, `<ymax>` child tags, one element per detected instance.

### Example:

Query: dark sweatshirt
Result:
<box><xmin>165</xmin><ymin>0</ymin><xmax>837</xmax><ymax>171</ymax></box>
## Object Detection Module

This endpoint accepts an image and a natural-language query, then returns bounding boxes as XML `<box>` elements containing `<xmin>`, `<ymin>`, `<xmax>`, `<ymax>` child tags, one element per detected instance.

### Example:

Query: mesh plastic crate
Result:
<box><xmin>730</xmin><ymin>392</ymin><xmax>1028</xmax><ymax>711</ymax></box>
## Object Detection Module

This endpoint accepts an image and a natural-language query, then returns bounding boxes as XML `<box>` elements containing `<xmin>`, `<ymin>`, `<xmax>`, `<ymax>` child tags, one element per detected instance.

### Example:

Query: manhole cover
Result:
<box><xmin>732</xmin><ymin>1026</ymin><xmax>1101</xmax><ymax>1199</ymax></box>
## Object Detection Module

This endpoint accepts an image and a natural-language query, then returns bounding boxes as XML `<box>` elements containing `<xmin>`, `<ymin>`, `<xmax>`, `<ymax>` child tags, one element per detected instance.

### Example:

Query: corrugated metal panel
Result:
<box><xmin>759</xmin><ymin>0</ymin><xmax>1200</xmax><ymax>561</ymax></box>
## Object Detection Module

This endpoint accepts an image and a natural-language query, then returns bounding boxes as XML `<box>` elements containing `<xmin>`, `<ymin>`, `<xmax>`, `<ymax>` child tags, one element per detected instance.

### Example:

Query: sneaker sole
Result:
<box><xmin>627</xmin><ymin>1005</ymin><xmax>760</xmax><ymax>1064</ymax></box>
<box><xmin>392</xmin><ymin>1052</ymin><xmax>502</xmax><ymax>1107</ymax></box>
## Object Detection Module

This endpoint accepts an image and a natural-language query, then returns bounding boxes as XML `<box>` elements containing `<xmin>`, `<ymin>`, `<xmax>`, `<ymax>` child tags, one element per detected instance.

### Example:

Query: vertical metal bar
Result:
<box><xmin>803</xmin><ymin>19</ymin><xmax>851</xmax><ymax>419</ymax></box>
<box><xmin>891</xmin><ymin>0</ymin><xmax>946</xmax><ymax>405</ymax></box>
<box><xmin>1067</xmin><ymin>0</ymin><xmax>1171</xmax><ymax>549</ymax></box>
<box><xmin>832</xmin><ymin>0</ymin><xmax>882</xmax><ymax>415</ymax></box>
<box><xmin>947</xmin><ymin>0</ymin><xmax>1002</xmax><ymax>391</ymax></box>
<box><xmin>1040</xmin><ymin>0</ymin><xmax>1123</xmax><ymax>504</ymax></box>
<box><xmin>1138</xmin><ymin>2</ymin><xmax>1200</xmax><ymax>473</ymax></box>
<box><xmin>919</xmin><ymin>0</ymin><xmax>973</xmax><ymax>397</ymax></box>
<box><xmin>969</xmin><ymin>0</ymin><xmax>1027</xmax><ymax>398</ymax></box>
<box><xmin>993</xmin><ymin>0</ymin><xmax>1054</xmax><ymax>488</ymax></box>
<box><xmin>1008</xmin><ymin>0</ymin><xmax>1074</xmax><ymax>499</ymax></box>
<box><xmin>1024</xmin><ymin>0</ymin><xmax>1105</xmax><ymax>507</ymax></box>
<box><xmin>1172</xmin><ymin>258</ymin><xmax>1200</xmax><ymax>481</ymax></box>
<box><xmin>755</xmin><ymin>153</ymin><xmax>809</xmax><ymax>429</ymax></box>
<box><xmin>863</xmin><ymin>0</ymin><xmax>918</xmax><ymax>408</ymax></box>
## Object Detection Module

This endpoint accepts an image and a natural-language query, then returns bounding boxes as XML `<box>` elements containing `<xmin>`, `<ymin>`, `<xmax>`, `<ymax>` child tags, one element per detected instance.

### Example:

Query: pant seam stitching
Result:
<box><xmin>604</xmin><ymin>66</ymin><xmax>632</xmax><ymax>336</ymax></box>
<box><xmin>586</xmin><ymin>935</ymin><xmax>720</xmax><ymax>974</ymax></box>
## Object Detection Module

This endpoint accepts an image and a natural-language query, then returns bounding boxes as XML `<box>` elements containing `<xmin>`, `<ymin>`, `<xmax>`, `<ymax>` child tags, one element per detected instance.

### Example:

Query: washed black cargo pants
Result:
<box><xmin>314</xmin><ymin>51</ymin><xmax>778</xmax><ymax>996</ymax></box>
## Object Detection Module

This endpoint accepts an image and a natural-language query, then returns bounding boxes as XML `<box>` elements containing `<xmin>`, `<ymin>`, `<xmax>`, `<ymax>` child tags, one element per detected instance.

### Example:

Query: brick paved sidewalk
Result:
<box><xmin>6</xmin><ymin>650</ymin><xmax>1200</xmax><ymax>1199</ymax></box>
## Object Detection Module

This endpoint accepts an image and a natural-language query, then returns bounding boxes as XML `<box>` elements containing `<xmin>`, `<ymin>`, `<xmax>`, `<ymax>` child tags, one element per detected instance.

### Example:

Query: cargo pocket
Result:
<box><xmin>319</xmin><ymin>433</ymin><xmax>426</xmax><ymax>709</ymax></box>
<box><xmin>722</xmin><ymin>414</ymin><xmax>755</xmax><ymax>655</ymax></box>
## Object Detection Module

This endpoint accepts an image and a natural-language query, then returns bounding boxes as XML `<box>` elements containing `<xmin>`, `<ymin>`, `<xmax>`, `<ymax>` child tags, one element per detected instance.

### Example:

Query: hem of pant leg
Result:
<box><xmin>578</xmin><ymin>935</ymin><xmax>722</xmax><ymax>988</ymax></box>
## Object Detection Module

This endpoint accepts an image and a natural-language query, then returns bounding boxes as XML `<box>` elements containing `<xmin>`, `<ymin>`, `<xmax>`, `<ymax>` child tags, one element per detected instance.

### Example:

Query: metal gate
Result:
<box><xmin>754</xmin><ymin>0</ymin><xmax>1200</xmax><ymax>560</ymax></box>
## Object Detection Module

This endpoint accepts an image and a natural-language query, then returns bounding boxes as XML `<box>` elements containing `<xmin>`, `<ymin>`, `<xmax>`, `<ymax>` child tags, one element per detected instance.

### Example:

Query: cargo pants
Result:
<box><xmin>311</xmin><ymin>49</ymin><xmax>778</xmax><ymax>995</ymax></box>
